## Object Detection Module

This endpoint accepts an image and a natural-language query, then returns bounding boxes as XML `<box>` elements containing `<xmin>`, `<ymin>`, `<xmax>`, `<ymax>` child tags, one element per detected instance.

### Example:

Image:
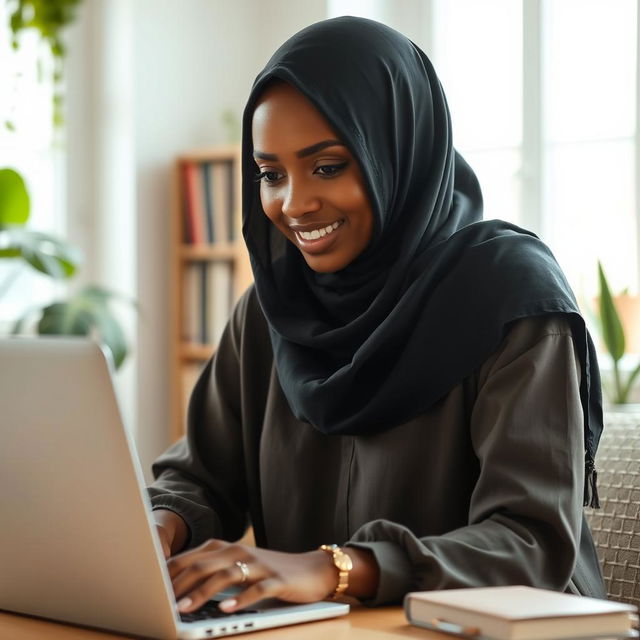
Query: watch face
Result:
<box><xmin>320</xmin><ymin>545</ymin><xmax>353</xmax><ymax>572</ymax></box>
<box><xmin>335</xmin><ymin>552</ymin><xmax>353</xmax><ymax>571</ymax></box>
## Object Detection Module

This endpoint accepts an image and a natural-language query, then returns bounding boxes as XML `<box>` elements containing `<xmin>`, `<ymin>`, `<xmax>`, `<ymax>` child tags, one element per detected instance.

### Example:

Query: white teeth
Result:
<box><xmin>298</xmin><ymin>221</ymin><xmax>341</xmax><ymax>241</ymax></box>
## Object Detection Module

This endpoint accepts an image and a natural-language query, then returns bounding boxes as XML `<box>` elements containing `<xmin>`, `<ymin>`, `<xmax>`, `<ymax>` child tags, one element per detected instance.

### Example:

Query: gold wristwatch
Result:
<box><xmin>319</xmin><ymin>544</ymin><xmax>353</xmax><ymax>599</ymax></box>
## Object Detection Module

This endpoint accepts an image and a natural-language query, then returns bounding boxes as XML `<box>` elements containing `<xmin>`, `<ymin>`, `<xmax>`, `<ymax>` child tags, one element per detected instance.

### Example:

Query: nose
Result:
<box><xmin>281</xmin><ymin>176</ymin><xmax>322</xmax><ymax>219</ymax></box>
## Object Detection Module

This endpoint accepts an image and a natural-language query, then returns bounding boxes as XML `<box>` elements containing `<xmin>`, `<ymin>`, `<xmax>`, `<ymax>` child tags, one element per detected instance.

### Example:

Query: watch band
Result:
<box><xmin>319</xmin><ymin>544</ymin><xmax>353</xmax><ymax>599</ymax></box>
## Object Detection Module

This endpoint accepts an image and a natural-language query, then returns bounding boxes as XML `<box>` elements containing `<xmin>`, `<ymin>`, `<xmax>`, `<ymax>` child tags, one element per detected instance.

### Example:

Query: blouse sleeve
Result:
<box><xmin>346</xmin><ymin>315</ymin><xmax>588</xmax><ymax>605</ymax></box>
<box><xmin>147</xmin><ymin>290</ymin><xmax>254</xmax><ymax>549</ymax></box>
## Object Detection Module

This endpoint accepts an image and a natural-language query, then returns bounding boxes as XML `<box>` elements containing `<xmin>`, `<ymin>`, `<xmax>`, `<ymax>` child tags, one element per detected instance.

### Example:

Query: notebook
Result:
<box><xmin>405</xmin><ymin>585</ymin><xmax>638</xmax><ymax>640</ymax></box>
<box><xmin>0</xmin><ymin>337</ymin><xmax>348</xmax><ymax>639</ymax></box>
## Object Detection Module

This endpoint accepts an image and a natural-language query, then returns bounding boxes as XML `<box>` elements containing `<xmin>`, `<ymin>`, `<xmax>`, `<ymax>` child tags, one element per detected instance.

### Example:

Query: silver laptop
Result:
<box><xmin>0</xmin><ymin>337</ymin><xmax>348</xmax><ymax>639</ymax></box>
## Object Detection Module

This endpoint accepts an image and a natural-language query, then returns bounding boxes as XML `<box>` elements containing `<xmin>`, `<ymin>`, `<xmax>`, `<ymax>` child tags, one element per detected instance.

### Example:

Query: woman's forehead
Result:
<box><xmin>252</xmin><ymin>83</ymin><xmax>340</xmax><ymax>149</ymax></box>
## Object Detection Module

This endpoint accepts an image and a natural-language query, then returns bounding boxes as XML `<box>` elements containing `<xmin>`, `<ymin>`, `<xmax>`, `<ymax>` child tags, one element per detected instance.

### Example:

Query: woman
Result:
<box><xmin>149</xmin><ymin>17</ymin><xmax>606</xmax><ymax>614</ymax></box>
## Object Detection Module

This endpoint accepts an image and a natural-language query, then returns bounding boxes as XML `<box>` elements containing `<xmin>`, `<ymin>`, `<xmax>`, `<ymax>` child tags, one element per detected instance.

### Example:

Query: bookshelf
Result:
<box><xmin>170</xmin><ymin>145</ymin><xmax>252</xmax><ymax>442</ymax></box>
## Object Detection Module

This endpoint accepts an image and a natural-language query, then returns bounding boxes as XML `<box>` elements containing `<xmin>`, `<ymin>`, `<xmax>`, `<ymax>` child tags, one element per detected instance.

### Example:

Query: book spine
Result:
<box><xmin>212</xmin><ymin>162</ymin><xmax>230</xmax><ymax>244</ymax></box>
<box><xmin>227</xmin><ymin>160</ymin><xmax>235</xmax><ymax>242</ymax></box>
<box><xmin>182</xmin><ymin>263</ymin><xmax>200</xmax><ymax>343</ymax></box>
<box><xmin>201</xmin><ymin>162</ymin><xmax>215</xmax><ymax>243</ymax></box>
<box><xmin>199</xmin><ymin>262</ymin><xmax>208</xmax><ymax>344</ymax></box>
<box><xmin>183</xmin><ymin>163</ymin><xmax>207</xmax><ymax>245</ymax></box>
<box><xmin>180</xmin><ymin>164</ymin><xmax>195</xmax><ymax>244</ymax></box>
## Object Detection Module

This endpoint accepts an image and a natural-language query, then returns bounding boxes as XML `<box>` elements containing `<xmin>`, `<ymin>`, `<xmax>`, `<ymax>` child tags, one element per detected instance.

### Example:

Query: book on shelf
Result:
<box><xmin>180</xmin><ymin>159</ymin><xmax>237</xmax><ymax>246</ymax></box>
<box><xmin>211</xmin><ymin>161</ymin><xmax>229</xmax><ymax>244</ymax></box>
<box><xmin>404</xmin><ymin>585</ymin><xmax>639</xmax><ymax>640</ymax></box>
<box><xmin>199</xmin><ymin>262</ymin><xmax>208</xmax><ymax>344</ymax></box>
<box><xmin>207</xmin><ymin>261</ymin><xmax>233</xmax><ymax>346</ymax></box>
<box><xmin>172</xmin><ymin>146</ymin><xmax>248</xmax><ymax>441</ymax></box>
<box><xmin>201</xmin><ymin>162</ymin><xmax>216</xmax><ymax>242</ymax></box>
<box><xmin>181</xmin><ymin>261</ymin><xmax>233</xmax><ymax>347</ymax></box>
<box><xmin>181</xmin><ymin>263</ymin><xmax>201</xmax><ymax>343</ymax></box>
<box><xmin>181</xmin><ymin>163</ymin><xmax>207</xmax><ymax>245</ymax></box>
<box><xmin>225</xmin><ymin>159</ymin><xmax>236</xmax><ymax>242</ymax></box>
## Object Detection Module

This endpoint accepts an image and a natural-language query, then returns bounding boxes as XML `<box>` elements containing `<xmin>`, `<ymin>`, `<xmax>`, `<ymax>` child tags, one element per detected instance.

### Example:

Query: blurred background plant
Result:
<box><xmin>2</xmin><ymin>0</ymin><xmax>133</xmax><ymax>370</ymax></box>
<box><xmin>6</xmin><ymin>0</ymin><xmax>83</xmax><ymax>129</ymax></box>
<box><xmin>0</xmin><ymin>167</ymin><xmax>132</xmax><ymax>368</ymax></box>
<box><xmin>596</xmin><ymin>260</ymin><xmax>640</xmax><ymax>405</ymax></box>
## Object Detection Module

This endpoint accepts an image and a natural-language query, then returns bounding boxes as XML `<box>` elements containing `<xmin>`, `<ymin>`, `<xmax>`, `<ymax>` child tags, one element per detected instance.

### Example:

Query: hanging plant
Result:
<box><xmin>7</xmin><ymin>0</ymin><xmax>84</xmax><ymax>127</ymax></box>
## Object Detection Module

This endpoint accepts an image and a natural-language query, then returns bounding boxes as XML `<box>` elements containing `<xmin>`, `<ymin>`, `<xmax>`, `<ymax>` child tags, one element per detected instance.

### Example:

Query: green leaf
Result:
<box><xmin>4</xmin><ymin>120</ymin><xmax>16</xmax><ymax>132</ymax></box>
<box><xmin>0</xmin><ymin>247</ymin><xmax>22</xmax><ymax>258</ymax></box>
<box><xmin>597</xmin><ymin>261</ymin><xmax>625</xmax><ymax>362</ymax></box>
<box><xmin>34</xmin><ymin>286</ymin><xmax>131</xmax><ymax>369</ymax></box>
<box><xmin>79</xmin><ymin>283</ymin><xmax>139</xmax><ymax>309</ymax></box>
<box><xmin>9</xmin><ymin>11</ymin><xmax>23</xmax><ymax>35</ymax></box>
<box><xmin>37</xmin><ymin>301</ymin><xmax>92</xmax><ymax>335</ymax></box>
<box><xmin>8</xmin><ymin>0</ymin><xmax>85</xmax><ymax>130</ymax></box>
<box><xmin>1</xmin><ymin>228</ymin><xmax>81</xmax><ymax>278</ymax></box>
<box><xmin>90</xmin><ymin>304</ymin><xmax>128</xmax><ymax>369</ymax></box>
<box><xmin>51</xmin><ymin>39</ymin><xmax>64</xmax><ymax>58</ymax></box>
<box><xmin>0</xmin><ymin>168</ymin><xmax>30</xmax><ymax>227</ymax></box>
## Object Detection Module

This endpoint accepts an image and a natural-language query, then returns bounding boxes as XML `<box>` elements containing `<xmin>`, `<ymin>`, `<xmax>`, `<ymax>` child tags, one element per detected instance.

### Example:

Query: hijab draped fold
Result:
<box><xmin>241</xmin><ymin>17</ymin><xmax>603</xmax><ymax>506</ymax></box>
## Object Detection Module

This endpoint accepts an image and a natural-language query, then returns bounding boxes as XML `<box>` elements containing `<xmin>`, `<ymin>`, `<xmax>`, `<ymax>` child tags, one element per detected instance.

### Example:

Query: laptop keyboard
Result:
<box><xmin>179</xmin><ymin>601</ymin><xmax>260</xmax><ymax>623</ymax></box>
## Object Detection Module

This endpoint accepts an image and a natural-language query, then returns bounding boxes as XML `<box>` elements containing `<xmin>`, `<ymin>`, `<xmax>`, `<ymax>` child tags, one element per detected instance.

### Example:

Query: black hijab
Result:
<box><xmin>241</xmin><ymin>17</ymin><xmax>603</xmax><ymax>506</ymax></box>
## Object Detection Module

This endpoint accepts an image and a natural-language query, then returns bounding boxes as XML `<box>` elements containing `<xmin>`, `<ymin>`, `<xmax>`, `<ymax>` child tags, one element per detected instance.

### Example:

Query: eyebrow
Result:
<box><xmin>253</xmin><ymin>139</ymin><xmax>345</xmax><ymax>161</ymax></box>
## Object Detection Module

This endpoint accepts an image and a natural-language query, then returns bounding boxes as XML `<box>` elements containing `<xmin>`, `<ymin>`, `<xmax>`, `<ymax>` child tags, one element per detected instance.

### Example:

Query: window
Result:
<box><xmin>543</xmin><ymin>0</ymin><xmax>637</xmax><ymax>297</ymax></box>
<box><xmin>328</xmin><ymin>0</ymin><xmax>639</xmax><ymax>301</ymax></box>
<box><xmin>432</xmin><ymin>0</ymin><xmax>523</xmax><ymax>229</ymax></box>
<box><xmin>0</xmin><ymin>2</ymin><xmax>64</xmax><ymax>324</ymax></box>
<box><xmin>434</xmin><ymin>0</ymin><xmax>638</xmax><ymax>300</ymax></box>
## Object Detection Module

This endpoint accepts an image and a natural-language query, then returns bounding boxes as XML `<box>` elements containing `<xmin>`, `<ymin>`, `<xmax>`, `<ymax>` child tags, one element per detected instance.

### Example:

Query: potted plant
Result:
<box><xmin>596</xmin><ymin>261</ymin><xmax>640</xmax><ymax>406</ymax></box>
<box><xmin>0</xmin><ymin>166</ymin><xmax>132</xmax><ymax>369</ymax></box>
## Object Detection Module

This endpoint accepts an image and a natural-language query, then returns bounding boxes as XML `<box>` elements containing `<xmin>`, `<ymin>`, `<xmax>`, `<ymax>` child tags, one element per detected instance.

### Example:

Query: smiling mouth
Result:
<box><xmin>295</xmin><ymin>220</ymin><xmax>342</xmax><ymax>241</ymax></box>
<box><xmin>291</xmin><ymin>220</ymin><xmax>344</xmax><ymax>254</ymax></box>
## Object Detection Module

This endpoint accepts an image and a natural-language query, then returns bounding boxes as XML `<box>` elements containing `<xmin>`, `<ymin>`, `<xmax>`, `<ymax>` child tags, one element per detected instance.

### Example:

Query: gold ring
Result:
<box><xmin>235</xmin><ymin>560</ymin><xmax>250</xmax><ymax>584</ymax></box>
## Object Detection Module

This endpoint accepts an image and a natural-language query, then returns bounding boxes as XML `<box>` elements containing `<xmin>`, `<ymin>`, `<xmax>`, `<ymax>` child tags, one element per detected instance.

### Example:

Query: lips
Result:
<box><xmin>290</xmin><ymin>219</ymin><xmax>344</xmax><ymax>254</ymax></box>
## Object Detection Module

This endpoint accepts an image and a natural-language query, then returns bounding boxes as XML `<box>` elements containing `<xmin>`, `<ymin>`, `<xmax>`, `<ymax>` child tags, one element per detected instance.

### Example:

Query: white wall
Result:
<box><xmin>66</xmin><ymin>0</ymin><xmax>327</xmax><ymax>479</ymax></box>
<box><xmin>65</xmin><ymin>0</ymin><xmax>137</xmax><ymax>441</ymax></box>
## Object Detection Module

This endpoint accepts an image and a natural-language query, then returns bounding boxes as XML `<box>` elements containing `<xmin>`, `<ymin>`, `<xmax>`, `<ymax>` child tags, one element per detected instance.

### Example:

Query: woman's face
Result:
<box><xmin>251</xmin><ymin>82</ymin><xmax>374</xmax><ymax>273</ymax></box>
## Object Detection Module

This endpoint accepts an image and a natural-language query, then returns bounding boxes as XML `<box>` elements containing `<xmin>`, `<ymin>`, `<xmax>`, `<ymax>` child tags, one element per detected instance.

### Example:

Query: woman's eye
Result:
<box><xmin>255</xmin><ymin>170</ymin><xmax>283</xmax><ymax>184</ymax></box>
<box><xmin>315</xmin><ymin>162</ymin><xmax>348</xmax><ymax>177</ymax></box>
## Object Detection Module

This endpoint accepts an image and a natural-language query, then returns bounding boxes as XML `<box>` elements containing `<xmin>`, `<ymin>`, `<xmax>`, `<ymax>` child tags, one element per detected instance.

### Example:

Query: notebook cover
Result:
<box><xmin>404</xmin><ymin>586</ymin><xmax>638</xmax><ymax>640</ymax></box>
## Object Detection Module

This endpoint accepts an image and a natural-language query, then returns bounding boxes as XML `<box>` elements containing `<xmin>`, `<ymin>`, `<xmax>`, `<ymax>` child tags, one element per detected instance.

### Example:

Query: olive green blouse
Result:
<box><xmin>148</xmin><ymin>287</ymin><xmax>605</xmax><ymax>605</ymax></box>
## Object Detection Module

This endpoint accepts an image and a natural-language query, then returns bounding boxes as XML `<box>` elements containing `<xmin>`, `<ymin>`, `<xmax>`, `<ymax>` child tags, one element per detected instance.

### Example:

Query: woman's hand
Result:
<box><xmin>153</xmin><ymin>509</ymin><xmax>189</xmax><ymax>559</ymax></box>
<box><xmin>167</xmin><ymin>539</ymin><xmax>379</xmax><ymax>614</ymax></box>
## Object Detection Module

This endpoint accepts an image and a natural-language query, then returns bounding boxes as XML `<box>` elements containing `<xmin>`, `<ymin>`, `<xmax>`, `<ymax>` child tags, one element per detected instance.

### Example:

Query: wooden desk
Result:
<box><xmin>0</xmin><ymin>606</ymin><xmax>443</xmax><ymax>639</ymax></box>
